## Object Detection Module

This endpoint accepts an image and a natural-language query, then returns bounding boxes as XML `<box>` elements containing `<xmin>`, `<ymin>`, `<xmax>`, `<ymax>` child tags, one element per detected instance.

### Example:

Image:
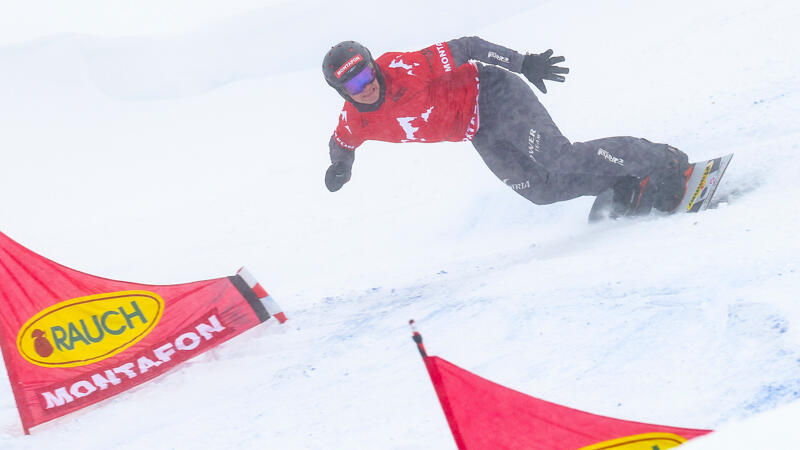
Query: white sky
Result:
<box><xmin>0</xmin><ymin>0</ymin><xmax>288</xmax><ymax>45</ymax></box>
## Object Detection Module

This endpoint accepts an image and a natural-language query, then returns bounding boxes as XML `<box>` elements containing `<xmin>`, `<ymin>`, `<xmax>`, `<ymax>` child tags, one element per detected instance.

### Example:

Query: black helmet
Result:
<box><xmin>323</xmin><ymin>41</ymin><xmax>385</xmax><ymax>112</ymax></box>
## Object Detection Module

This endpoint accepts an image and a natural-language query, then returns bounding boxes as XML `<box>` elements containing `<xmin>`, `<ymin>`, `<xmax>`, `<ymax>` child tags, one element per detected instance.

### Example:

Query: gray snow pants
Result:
<box><xmin>472</xmin><ymin>64</ymin><xmax>682</xmax><ymax>205</ymax></box>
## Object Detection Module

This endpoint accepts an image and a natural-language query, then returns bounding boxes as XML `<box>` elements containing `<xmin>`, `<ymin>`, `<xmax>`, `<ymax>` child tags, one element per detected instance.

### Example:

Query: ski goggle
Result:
<box><xmin>343</xmin><ymin>65</ymin><xmax>376</xmax><ymax>96</ymax></box>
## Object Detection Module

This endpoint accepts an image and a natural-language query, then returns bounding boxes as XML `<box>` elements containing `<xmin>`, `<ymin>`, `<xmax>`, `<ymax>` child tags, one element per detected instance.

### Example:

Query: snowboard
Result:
<box><xmin>588</xmin><ymin>154</ymin><xmax>734</xmax><ymax>223</ymax></box>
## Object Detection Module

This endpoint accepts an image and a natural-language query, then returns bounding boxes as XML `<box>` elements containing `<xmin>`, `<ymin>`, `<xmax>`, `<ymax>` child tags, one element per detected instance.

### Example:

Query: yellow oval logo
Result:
<box><xmin>579</xmin><ymin>432</ymin><xmax>687</xmax><ymax>450</ymax></box>
<box><xmin>17</xmin><ymin>291</ymin><xmax>164</xmax><ymax>368</ymax></box>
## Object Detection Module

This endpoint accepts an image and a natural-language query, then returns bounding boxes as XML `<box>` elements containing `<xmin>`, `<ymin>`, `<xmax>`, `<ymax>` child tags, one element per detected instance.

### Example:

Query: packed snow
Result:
<box><xmin>0</xmin><ymin>0</ymin><xmax>798</xmax><ymax>448</ymax></box>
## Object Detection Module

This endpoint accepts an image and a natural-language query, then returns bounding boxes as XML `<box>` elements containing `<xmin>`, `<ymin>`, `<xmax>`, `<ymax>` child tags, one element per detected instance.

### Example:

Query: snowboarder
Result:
<box><xmin>322</xmin><ymin>37</ymin><xmax>690</xmax><ymax>216</ymax></box>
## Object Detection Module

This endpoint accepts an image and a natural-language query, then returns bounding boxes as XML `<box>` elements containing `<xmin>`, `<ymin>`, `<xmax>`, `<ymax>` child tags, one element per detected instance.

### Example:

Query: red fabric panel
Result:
<box><xmin>332</xmin><ymin>42</ymin><xmax>479</xmax><ymax>150</ymax></box>
<box><xmin>0</xmin><ymin>232</ymin><xmax>264</xmax><ymax>432</ymax></box>
<box><xmin>424</xmin><ymin>356</ymin><xmax>711</xmax><ymax>450</ymax></box>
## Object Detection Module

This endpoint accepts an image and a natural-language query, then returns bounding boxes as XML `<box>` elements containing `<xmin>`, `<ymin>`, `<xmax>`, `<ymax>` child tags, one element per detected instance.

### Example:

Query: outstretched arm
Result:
<box><xmin>447</xmin><ymin>36</ymin><xmax>526</xmax><ymax>72</ymax></box>
<box><xmin>446</xmin><ymin>36</ymin><xmax>569</xmax><ymax>93</ymax></box>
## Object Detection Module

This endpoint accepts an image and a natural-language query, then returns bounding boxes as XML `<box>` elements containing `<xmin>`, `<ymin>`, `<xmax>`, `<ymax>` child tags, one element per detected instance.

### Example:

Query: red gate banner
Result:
<box><xmin>411</xmin><ymin>325</ymin><xmax>711</xmax><ymax>449</ymax></box>
<box><xmin>0</xmin><ymin>232</ymin><xmax>285</xmax><ymax>434</ymax></box>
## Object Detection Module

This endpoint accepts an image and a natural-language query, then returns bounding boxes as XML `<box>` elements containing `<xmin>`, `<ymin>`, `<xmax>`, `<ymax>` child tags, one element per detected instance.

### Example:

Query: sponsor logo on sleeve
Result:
<box><xmin>488</xmin><ymin>51</ymin><xmax>510</xmax><ymax>63</ymax></box>
<box><xmin>333</xmin><ymin>130</ymin><xmax>356</xmax><ymax>150</ymax></box>
<box><xmin>597</xmin><ymin>148</ymin><xmax>625</xmax><ymax>166</ymax></box>
<box><xmin>17</xmin><ymin>291</ymin><xmax>164</xmax><ymax>368</ymax></box>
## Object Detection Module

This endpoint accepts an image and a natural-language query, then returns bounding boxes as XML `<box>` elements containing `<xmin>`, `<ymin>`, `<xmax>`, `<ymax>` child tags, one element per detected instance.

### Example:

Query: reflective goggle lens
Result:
<box><xmin>343</xmin><ymin>66</ymin><xmax>376</xmax><ymax>96</ymax></box>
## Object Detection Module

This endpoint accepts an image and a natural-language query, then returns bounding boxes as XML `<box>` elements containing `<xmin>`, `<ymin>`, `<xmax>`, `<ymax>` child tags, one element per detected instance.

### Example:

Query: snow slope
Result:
<box><xmin>0</xmin><ymin>0</ymin><xmax>798</xmax><ymax>448</ymax></box>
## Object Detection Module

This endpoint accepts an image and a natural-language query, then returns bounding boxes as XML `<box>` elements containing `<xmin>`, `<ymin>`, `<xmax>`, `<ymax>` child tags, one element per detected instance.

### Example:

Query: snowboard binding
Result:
<box><xmin>588</xmin><ymin>153</ymin><xmax>733</xmax><ymax>223</ymax></box>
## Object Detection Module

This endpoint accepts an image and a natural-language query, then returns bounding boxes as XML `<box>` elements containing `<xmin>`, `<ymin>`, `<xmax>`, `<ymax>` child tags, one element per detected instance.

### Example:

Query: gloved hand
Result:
<box><xmin>521</xmin><ymin>49</ymin><xmax>569</xmax><ymax>94</ymax></box>
<box><xmin>325</xmin><ymin>161</ymin><xmax>351</xmax><ymax>192</ymax></box>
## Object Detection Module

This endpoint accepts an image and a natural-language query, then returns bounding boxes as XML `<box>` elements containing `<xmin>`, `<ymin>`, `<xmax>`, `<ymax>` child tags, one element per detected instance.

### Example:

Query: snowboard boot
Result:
<box><xmin>611</xmin><ymin>146</ymin><xmax>691</xmax><ymax>216</ymax></box>
<box><xmin>649</xmin><ymin>145</ymin><xmax>691</xmax><ymax>212</ymax></box>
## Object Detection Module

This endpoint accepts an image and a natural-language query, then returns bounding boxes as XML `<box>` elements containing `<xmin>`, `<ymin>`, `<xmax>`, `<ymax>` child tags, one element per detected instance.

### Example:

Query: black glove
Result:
<box><xmin>521</xmin><ymin>49</ymin><xmax>569</xmax><ymax>94</ymax></box>
<box><xmin>325</xmin><ymin>161</ymin><xmax>351</xmax><ymax>192</ymax></box>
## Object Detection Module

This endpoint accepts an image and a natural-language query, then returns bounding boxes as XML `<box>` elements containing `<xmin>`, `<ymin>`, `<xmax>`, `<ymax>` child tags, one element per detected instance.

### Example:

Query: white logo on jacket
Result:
<box><xmin>434</xmin><ymin>43</ymin><xmax>453</xmax><ymax>72</ymax></box>
<box><xmin>503</xmin><ymin>179</ymin><xmax>531</xmax><ymax>191</ymax></box>
<box><xmin>488</xmin><ymin>51</ymin><xmax>510</xmax><ymax>63</ymax></box>
<box><xmin>597</xmin><ymin>148</ymin><xmax>625</xmax><ymax>166</ymax></box>
<box><xmin>389</xmin><ymin>58</ymin><xmax>419</xmax><ymax>76</ymax></box>
<box><xmin>397</xmin><ymin>106</ymin><xmax>435</xmax><ymax>141</ymax></box>
<box><xmin>340</xmin><ymin>111</ymin><xmax>351</xmax><ymax>134</ymax></box>
<box><xmin>527</xmin><ymin>129</ymin><xmax>541</xmax><ymax>160</ymax></box>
